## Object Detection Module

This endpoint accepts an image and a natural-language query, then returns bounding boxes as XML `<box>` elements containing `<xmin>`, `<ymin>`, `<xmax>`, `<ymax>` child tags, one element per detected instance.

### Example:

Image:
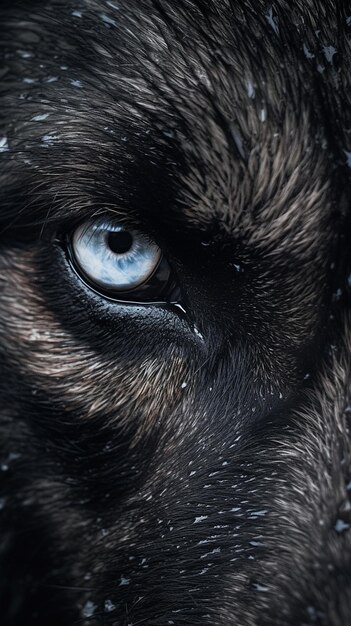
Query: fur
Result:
<box><xmin>0</xmin><ymin>1</ymin><xmax>351</xmax><ymax>624</ymax></box>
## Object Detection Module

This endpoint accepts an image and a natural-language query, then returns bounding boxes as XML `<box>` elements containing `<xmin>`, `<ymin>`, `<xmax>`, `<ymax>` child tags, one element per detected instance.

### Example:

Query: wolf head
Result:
<box><xmin>0</xmin><ymin>1</ymin><xmax>351</xmax><ymax>625</ymax></box>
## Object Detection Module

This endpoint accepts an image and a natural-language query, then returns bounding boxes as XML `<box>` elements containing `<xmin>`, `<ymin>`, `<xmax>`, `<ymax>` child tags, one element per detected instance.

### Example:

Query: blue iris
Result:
<box><xmin>72</xmin><ymin>220</ymin><xmax>161</xmax><ymax>292</ymax></box>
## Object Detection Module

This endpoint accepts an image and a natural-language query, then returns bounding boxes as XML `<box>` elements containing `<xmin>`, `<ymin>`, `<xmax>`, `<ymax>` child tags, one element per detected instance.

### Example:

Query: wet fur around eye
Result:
<box><xmin>0</xmin><ymin>2</ymin><xmax>351</xmax><ymax>626</ymax></box>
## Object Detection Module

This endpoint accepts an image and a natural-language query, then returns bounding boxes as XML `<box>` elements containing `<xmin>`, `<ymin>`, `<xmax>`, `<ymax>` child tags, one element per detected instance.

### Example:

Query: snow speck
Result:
<box><xmin>72</xmin><ymin>9</ymin><xmax>83</xmax><ymax>18</ymax></box>
<box><xmin>45</xmin><ymin>76</ymin><xmax>59</xmax><ymax>83</ymax></box>
<box><xmin>181</xmin><ymin>382</ymin><xmax>187</xmax><ymax>389</ymax></box>
<box><xmin>246</xmin><ymin>80</ymin><xmax>255</xmax><ymax>99</ymax></box>
<box><xmin>333</xmin><ymin>288</ymin><xmax>343</xmax><ymax>301</ymax></box>
<box><xmin>307</xmin><ymin>607</ymin><xmax>322</xmax><ymax>621</ymax></box>
<box><xmin>335</xmin><ymin>519</ymin><xmax>350</xmax><ymax>534</ymax></box>
<box><xmin>31</xmin><ymin>113</ymin><xmax>50</xmax><ymax>122</ymax></box>
<box><xmin>260</xmin><ymin>109</ymin><xmax>267</xmax><ymax>123</ymax></box>
<box><xmin>0</xmin><ymin>497</ymin><xmax>6</xmax><ymax>510</ymax></box>
<box><xmin>339</xmin><ymin>500</ymin><xmax>351</xmax><ymax>517</ymax></box>
<box><xmin>303</xmin><ymin>44</ymin><xmax>315</xmax><ymax>59</ymax></box>
<box><xmin>0</xmin><ymin>137</ymin><xmax>9</xmax><ymax>153</ymax></box>
<box><xmin>344</xmin><ymin>151</ymin><xmax>351</xmax><ymax>169</ymax></box>
<box><xmin>106</xmin><ymin>1</ymin><xmax>120</xmax><ymax>9</ymax></box>
<box><xmin>265</xmin><ymin>7</ymin><xmax>279</xmax><ymax>35</ymax></box>
<box><xmin>41</xmin><ymin>134</ymin><xmax>59</xmax><ymax>146</ymax></box>
<box><xmin>17</xmin><ymin>50</ymin><xmax>33</xmax><ymax>59</ymax></box>
<box><xmin>194</xmin><ymin>515</ymin><xmax>208</xmax><ymax>524</ymax></box>
<box><xmin>163</xmin><ymin>129</ymin><xmax>175</xmax><ymax>139</ymax></box>
<box><xmin>0</xmin><ymin>137</ymin><xmax>10</xmax><ymax>153</ymax></box>
<box><xmin>28</xmin><ymin>329</ymin><xmax>41</xmax><ymax>341</ymax></box>
<box><xmin>8</xmin><ymin>453</ymin><xmax>20</xmax><ymax>462</ymax></box>
<box><xmin>323</xmin><ymin>46</ymin><xmax>337</xmax><ymax>63</ymax></box>
<box><xmin>70</xmin><ymin>79</ymin><xmax>83</xmax><ymax>88</ymax></box>
<box><xmin>100</xmin><ymin>13</ymin><xmax>117</xmax><ymax>27</ymax></box>
<box><xmin>193</xmin><ymin>326</ymin><xmax>204</xmax><ymax>341</ymax></box>
<box><xmin>249</xmin><ymin>510</ymin><xmax>268</xmax><ymax>518</ymax></box>
<box><xmin>119</xmin><ymin>576</ymin><xmax>130</xmax><ymax>586</ymax></box>
<box><xmin>200</xmin><ymin>548</ymin><xmax>221</xmax><ymax>559</ymax></box>
<box><xmin>82</xmin><ymin>601</ymin><xmax>97</xmax><ymax>618</ymax></box>
<box><xmin>104</xmin><ymin>599</ymin><xmax>116</xmax><ymax>613</ymax></box>
<box><xmin>253</xmin><ymin>583</ymin><xmax>269</xmax><ymax>592</ymax></box>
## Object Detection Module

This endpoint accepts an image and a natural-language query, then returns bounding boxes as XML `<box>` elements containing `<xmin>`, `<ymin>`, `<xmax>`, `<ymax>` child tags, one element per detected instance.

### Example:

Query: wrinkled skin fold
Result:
<box><xmin>0</xmin><ymin>1</ymin><xmax>351</xmax><ymax>625</ymax></box>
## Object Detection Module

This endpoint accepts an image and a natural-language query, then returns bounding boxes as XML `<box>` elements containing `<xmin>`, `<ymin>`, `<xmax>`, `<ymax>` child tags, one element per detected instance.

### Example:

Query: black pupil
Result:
<box><xmin>107</xmin><ymin>231</ymin><xmax>133</xmax><ymax>254</ymax></box>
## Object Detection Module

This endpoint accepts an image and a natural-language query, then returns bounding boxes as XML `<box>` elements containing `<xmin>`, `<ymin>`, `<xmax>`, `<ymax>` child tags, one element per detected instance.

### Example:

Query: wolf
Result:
<box><xmin>0</xmin><ymin>0</ymin><xmax>350</xmax><ymax>624</ymax></box>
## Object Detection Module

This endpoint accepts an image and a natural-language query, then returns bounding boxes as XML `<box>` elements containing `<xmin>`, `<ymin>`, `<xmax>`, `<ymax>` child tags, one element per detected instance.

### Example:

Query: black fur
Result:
<box><xmin>1</xmin><ymin>1</ymin><xmax>351</xmax><ymax>625</ymax></box>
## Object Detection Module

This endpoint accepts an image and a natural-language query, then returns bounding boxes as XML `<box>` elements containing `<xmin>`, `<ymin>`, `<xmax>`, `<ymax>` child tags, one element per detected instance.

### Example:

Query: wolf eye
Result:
<box><xmin>70</xmin><ymin>219</ymin><xmax>176</xmax><ymax>302</ymax></box>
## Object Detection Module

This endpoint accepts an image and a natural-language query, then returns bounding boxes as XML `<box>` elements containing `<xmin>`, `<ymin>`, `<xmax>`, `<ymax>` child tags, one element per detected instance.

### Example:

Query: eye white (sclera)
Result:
<box><xmin>72</xmin><ymin>221</ymin><xmax>162</xmax><ymax>292</ymax></box>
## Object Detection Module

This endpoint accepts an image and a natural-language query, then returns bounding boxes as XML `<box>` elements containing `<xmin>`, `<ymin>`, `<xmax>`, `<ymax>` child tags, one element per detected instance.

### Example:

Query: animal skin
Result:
<box><xmin>0</xmin><ymin>1</ymin><xmax>351</xmax><ymax>625</ymax></box>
